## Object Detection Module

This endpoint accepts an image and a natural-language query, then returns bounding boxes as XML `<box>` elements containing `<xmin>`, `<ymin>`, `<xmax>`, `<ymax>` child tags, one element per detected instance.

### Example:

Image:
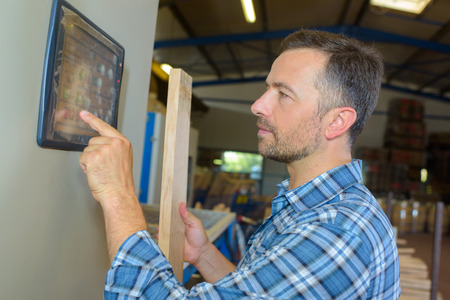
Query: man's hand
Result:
<box><xmin>179</xmin><ymin>203</ymin><xmax>236</xmax><ymax>282</ymax></box>
<box><xmin>79</xmin><ymin>111</ymin><xmax>147</xmax><ymax>262</ymax></box>
<box><xmin>179</xmin><ymin>203</ymin><xmax>210</xmax><ymax>266</ymax></box>
<box><xmin>79</xmin><ymin>111</ymin><xmax>135</xmax><ymax>205</ymax></box>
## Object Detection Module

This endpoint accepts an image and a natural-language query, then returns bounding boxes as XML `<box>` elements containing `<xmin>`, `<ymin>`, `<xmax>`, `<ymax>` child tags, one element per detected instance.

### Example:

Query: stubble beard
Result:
<box><xmin>257</xmin><ymin>117</ymin><xmax>322</xmax><ymax>164</ymax></box>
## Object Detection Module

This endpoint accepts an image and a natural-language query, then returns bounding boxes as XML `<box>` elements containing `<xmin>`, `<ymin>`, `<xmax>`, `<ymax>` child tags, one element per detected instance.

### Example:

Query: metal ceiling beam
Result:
<box><xmin>193</xmin><ymin>76</ymin><xmax>266</xmax><ymax>87</ymax></box>
<box><xmin>168</xmin><ymin>3</ymin><xmax>223</xmax><ymax>79</ymax></box>
<box><xmin>386</xmin><ymin>19</ymin><xmax>450</xmax><ymax>84</ymax></box>
<box><xmin>219</xmin><ymin>0</ymin><xmax>273</xmax><ymax>79</ymax></box>
<box><xmin>154</xmin><ymin>28</ymin><xmax>295</xmax><ymax>48</ymax></box>
<box><xmin>381</xmin><ymin>83</ymin><xmax>450</xmax><ymax>104</ymax></box>
<box><xmin>338</xmin><ymin>0</ymin><xmax>353</xmax><ymax>25</ymax></box>
<box><xmin>226</xmin><ymin>43</ymin><xmax>244</xmax><ymax>78</ymax></box>
<box><xmin>259</xmin><ymin>0</ymin><xmax>275</xmax><ymax>64</ymax></box>
<box><xmin>385</xmin><ymin>62</ymin><xmax>442</xmax><ymax>78</ymax></box>
<box><xmin>154</xmin><ymin>25</ymin><xmax>450</xmax><ymax>55</ymax></box>
<box><xmin>192</xmin><ymin>75</ymin><xmax>450</xmax><ymax>103</ymax></box>
<box><xmin>419</xmin><ymin>68</ymin><xmax>450</xmax><ymax>90</ymax></box>
<box><xmin>441</xmin><ymin>84</ymin><xmax>450</xmax><ymax>96</ymax></box>
<box><xmin>382</xmin><ymin>11</ymin><xmax>444</xmax><ymax>27</ymax></box>
<box><xmin>354</xmin><ymin>0</ymin><xmax>370</xmax><ymax>26</ymax></box>
<box><xmin>409</xmin><ymin>57</ymin><xmax>450</xmax><ymax>67</ymax></box>
<box><xmin>154</xmin><ymin>24</ymin><xmax>450</xmax><ymax>104</ymax></box>
<box><xmin>238</xmin><ymin>41</ymin><xmax>275</xmax><ymax>56</ymax></box>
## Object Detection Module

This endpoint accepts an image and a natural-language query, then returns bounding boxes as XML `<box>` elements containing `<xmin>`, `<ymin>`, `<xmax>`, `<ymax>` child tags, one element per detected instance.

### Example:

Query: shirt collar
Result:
<box><xmin>274</xmin><ymin>159</ymin><xmax>363</xmax><ymax>214</ymax></box>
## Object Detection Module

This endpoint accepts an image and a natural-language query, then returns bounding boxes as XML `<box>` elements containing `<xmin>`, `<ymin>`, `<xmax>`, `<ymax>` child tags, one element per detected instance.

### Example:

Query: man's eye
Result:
<box><xmin>279</xmin><ymin>91</ymin><xmax>288</xmax><ymax>98</ymax></box>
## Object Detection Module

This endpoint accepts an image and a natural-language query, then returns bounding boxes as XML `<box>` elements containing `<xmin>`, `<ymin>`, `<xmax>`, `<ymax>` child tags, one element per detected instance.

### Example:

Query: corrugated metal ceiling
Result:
<box><xmin>153</xmin><ymin>0</ymin><xmax>450</xmax><ymax>104</ymax></box>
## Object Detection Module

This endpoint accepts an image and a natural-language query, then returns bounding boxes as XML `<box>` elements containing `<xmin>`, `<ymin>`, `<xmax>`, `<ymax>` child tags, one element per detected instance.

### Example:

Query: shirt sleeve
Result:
<box><xmin>104</xmin><ymin>224</ymin><xmax>374</xmax><ymax>300</ymax></box>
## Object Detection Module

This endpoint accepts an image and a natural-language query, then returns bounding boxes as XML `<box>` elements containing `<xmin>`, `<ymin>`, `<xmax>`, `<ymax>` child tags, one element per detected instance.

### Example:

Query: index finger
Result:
<box><xmin>80</xmin><ymin>111</ymin><xmax>123</xmax><ymax>138</ymax></box>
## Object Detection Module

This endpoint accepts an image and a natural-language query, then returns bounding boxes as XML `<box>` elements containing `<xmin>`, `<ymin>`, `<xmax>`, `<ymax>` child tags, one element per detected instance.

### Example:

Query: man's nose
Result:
<box><xmin>251</xmin><ymin>90</ymin><xmax>271</xmax><ymax>117</ymax></box>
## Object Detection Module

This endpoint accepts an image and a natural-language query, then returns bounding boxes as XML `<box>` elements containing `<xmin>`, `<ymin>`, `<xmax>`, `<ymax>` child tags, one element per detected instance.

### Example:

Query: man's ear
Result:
<box><xmin>325</xmin><ymin>107</ymin><xmax>357</xmax><ymax>140</ymax></box>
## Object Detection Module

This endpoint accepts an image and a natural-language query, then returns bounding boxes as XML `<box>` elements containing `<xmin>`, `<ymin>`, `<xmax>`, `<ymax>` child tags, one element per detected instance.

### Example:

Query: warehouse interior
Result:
<box><xmin>1</xmin><ymin>0</ymin><xmax>449</xmax><ymax>298</ymax></box>
<box><xmin>147</xmin><ymin>0</ymin><xmax>450</xmax><ymax>299</ymax></box>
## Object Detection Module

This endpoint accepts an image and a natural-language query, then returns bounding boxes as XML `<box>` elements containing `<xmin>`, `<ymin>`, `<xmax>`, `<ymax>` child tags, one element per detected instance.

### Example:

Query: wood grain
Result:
<box><xmin>158</xmin><ymin>69</ymin><xmax>192</xmax><ymax>282</ymax></box>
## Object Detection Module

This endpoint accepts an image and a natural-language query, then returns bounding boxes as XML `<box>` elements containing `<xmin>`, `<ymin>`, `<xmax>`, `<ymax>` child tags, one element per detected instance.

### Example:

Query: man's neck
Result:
<box><xmin>286</xmin><ymin>148</ymin><xmax>352</xmax><ymax>191</ymax></box>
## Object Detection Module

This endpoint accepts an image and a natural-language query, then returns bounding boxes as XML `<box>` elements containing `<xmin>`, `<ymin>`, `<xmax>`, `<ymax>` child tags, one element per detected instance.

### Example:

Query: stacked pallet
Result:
<box><xmin>428</xmin><ymin>133</ymin><xmax>450</xmax><ymax>199</ymax></box>
<box><xmin>385</xmin><ymin>99</ymin><xmax>427</xmax><ymax>193</ymax></box>
<box><xmin>397</xmin><ymin>239</ymin><xmax>442</xmax><ymax>300</ymax></box>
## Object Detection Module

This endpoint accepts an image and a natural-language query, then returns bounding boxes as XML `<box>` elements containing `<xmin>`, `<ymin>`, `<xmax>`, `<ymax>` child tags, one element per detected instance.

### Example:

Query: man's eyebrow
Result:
<box><xmin>269</xmin><ymin>81</ymin><xmax>300</xmax><ymax>98</ymax></box>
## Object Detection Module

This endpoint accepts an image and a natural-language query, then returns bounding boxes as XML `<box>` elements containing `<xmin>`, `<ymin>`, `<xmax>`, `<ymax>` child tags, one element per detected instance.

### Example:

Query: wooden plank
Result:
<box><xmin>400</xmin><ymin>268</ymin><xmax>429</xmax><ymax>279</ymax></box>
<box><xmin>400</xmin><ymin>272</ymin><xmax>429</xmax><ymax>280</ymax></box>
<box><xmin>158</xmin><ymin>69</ymin><xmax>192</xmax><ymax>282</ymax></box>
<box><xmin>400</xmin><ymin>287</ymin><xmax>430</xmax><ymax>299</ymax></box>
<box><xmin>398</xmin><ymin>247</ymin><xmax>416</xmax><ymax>255</ymax></box>
<box><xmin>401</xmin><ymin>278</ymin><xmax>431</xmax><ymax>290</ymax></box>
<box><xmin>399</xmin><ymin>263</ymin><xmax>428</xmax><ymax>271</ymax></box>
<box><xmin>399</xmin><ymin>256</ymin><xmax>428</xmax><ymax>271</ymax></box>
<box><xmin>397</xmin><ymin>238</ymin><xmax>407</xmax><ymax>245</ymax></box>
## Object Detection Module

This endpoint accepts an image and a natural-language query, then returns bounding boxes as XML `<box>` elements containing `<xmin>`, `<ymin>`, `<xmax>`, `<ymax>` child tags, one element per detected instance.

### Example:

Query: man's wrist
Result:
<box><xmin>192</xmin><ymin>241</ymin><xmax>215</xmax><ymax>268</ymax></box>
<box><xmin>101</xmin><ymin>196</ymin><xmax>147</xmax><ymax>231</ymax></box>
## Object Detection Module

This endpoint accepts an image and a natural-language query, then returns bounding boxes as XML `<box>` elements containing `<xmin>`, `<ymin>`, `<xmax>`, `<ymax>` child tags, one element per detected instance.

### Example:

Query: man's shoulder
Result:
<box><xmin>284</xmin><ymin>188</ymin><xmax>395</xmax><ymax>251</ymax></box>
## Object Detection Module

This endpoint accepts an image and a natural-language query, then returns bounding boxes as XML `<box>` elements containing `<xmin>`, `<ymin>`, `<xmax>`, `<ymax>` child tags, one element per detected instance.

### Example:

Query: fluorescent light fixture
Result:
<box><xmin>161</xmin><ymin>63</ymin><xmax>173</xmax><ymax>75</ymax></box>
<box><xmin>240</xmin><ymin>0</ymin><xmax>256</xmax><ymax>23</ymax></box>
<box><xmin>370</xmin><ymin>0</ymin><xmax>432</xmax><ymax>14</ymax></box>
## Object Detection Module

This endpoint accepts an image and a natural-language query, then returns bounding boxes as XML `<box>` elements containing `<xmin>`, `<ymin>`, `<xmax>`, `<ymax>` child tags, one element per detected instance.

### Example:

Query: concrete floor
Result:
<box><xmin>398</xmin><ymin>232</ymin><xmax>450</xmax><ymax>300</ymax></box>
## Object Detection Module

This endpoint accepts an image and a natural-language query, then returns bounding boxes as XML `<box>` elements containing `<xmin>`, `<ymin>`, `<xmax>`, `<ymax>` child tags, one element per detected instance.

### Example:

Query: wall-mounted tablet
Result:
<box><xmin>37</xmin><ymin>0</ymin><xmax>124</xmax><ymax>151</ymax></box>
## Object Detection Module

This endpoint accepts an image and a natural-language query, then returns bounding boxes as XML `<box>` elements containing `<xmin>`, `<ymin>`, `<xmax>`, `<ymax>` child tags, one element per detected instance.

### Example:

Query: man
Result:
<box><xmin>79</xmin><ymin>29</ymin><xmax>400</xmax><ymax>299</ymax></box>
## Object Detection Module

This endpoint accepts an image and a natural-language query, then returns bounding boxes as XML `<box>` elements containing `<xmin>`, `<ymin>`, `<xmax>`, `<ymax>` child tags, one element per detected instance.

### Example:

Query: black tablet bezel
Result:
<box><xmin>37</xmin><ymin>0</ymin><xmax>124</xmax><ymax>151</ymax></box>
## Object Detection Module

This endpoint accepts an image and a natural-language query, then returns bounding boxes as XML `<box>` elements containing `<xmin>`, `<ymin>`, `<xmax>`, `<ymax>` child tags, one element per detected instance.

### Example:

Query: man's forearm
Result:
<box><xmin>101</xmin><ymin>195</ymin><xmax>148</xmax><ymax>263</ymax></box>
<box><xmin>78</xmin><ymin>111</ymin><xmax>148</xmax><ymax>262</ymax></box>
<box><xmin>194</xmin><ymin>242</ymin><xmax>236</xmax><ymax>283</ymax></box>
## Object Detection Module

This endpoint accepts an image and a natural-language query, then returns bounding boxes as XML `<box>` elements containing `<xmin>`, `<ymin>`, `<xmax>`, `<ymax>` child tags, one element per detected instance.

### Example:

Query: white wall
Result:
<box><xmin>0</xmin><ymin>1</ymin><xmax>158</xmax><ymax>298</ymax></box>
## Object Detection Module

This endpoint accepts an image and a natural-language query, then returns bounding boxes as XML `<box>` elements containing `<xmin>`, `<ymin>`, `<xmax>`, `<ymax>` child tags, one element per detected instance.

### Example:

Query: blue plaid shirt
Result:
<box><xmin>105</xmin><ymin>160</ymin><xmax>400</xmax><ymax>299</ymax></box>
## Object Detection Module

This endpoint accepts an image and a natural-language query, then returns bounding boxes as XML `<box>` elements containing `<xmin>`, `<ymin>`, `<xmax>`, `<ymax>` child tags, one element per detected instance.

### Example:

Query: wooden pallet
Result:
<box><xmin>398</xmin><ymin>244</ymin><xmax>442</xmax><ymax>300</ymax></box>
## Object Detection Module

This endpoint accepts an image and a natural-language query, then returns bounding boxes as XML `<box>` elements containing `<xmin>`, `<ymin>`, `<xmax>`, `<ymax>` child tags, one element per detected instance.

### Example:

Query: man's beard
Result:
<box><xmin>257</xmin><ymin>117</ymin><xmax>322</xmax><ymax>164</ymax></box>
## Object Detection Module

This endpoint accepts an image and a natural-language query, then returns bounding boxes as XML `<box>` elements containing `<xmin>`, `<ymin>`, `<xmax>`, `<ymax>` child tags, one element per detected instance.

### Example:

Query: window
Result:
<box><xmin>220</xmin><ymin>151</ymin><xmax>263</xmax><ymax>179</ymax></box>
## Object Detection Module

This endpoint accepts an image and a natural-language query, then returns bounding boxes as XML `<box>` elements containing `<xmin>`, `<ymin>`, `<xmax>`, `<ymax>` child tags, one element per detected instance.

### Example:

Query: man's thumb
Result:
<box><xmin>179</xmin><ymin>203</ymin><xmax>199</xmax><ymax>227</ymax></box>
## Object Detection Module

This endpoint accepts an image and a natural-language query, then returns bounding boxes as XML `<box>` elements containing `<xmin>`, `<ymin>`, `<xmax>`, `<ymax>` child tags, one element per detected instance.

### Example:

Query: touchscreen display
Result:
<box><xmin>54</xmin><ymin>24</ymin><xmax>120</xmax><ymax>139</ymax></box>
<box><xmin>37</xmin><ymin>0</ymin><xmax>124</xmax><ymax>151</ymax></box>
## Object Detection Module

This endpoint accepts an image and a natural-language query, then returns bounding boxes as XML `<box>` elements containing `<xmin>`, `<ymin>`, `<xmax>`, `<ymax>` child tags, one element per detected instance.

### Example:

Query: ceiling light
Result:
<box><xmin>370</xmin><ymin>0</ymin><xmax>432</xmax><ymax>14</ymax></box>
<box><xmin>161</xmin><ymin>63</ymin><xmax>173</xmax><ymax>75</ymax></box>
<box><xmin>240</xmin><ymin>0</ymin><xmax>256</xmax><ymax>23</ymax></box>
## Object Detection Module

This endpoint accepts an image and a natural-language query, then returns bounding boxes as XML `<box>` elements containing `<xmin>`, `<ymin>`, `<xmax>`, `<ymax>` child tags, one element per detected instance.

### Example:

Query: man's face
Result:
<box><xmin>251</xmin><ymin>49</ymin><xmax>328</xmax><ymax>164</ymax></box>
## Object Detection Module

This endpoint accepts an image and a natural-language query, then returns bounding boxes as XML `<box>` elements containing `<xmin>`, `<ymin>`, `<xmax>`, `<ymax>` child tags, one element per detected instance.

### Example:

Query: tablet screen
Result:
<box><xmin>38</xmin><ymin>0</ymin><xmax>124</xmax><ymax>151</ymax></box>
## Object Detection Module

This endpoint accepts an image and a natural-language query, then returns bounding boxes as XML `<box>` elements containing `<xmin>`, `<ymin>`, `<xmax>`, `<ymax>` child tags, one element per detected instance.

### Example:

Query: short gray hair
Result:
<box><xmin>280</xmin><ymin>29</ymin><xmax>384</xmax><ymax>146</ymax></box>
